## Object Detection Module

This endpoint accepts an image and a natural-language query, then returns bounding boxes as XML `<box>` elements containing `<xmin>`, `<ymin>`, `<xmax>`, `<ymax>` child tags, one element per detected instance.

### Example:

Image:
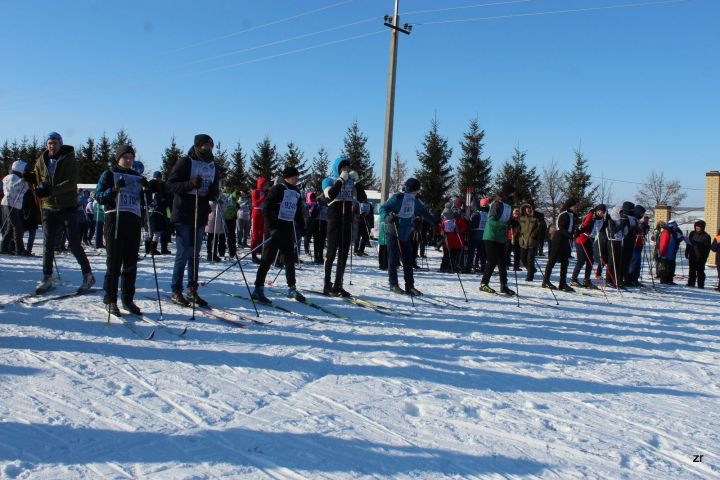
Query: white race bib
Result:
<box><xmin>499</xmin><ymin>203</ymin><xmax>511</xmax><ymax>223</ymax></box>
<box><xmin>398</xmin><ymin>193</ymin><xmax>415</xmax><ymax>219</ymax></box>
<box><xmin>335</xmin><ymin>179</ymin><xmax>355</xmax><ymax>202</ymax></box>
<box><xmin>443</xmin><ymin>218</ymin><xmax>457</xmax><ymax>232</ymax></box>
<box><xmin>115</xmin><ymin>173</ymin><xmax>142</xmax><ymax>217</ymax></box>
<box><xmin>189</xmin><ymin>159</ymin><xmax>215</xmax><ymax>197</ymax></box>
<box><xmin>278</xmin><ymin>188</ymin><xmax>301</xmax><ymax>222</ymax></box>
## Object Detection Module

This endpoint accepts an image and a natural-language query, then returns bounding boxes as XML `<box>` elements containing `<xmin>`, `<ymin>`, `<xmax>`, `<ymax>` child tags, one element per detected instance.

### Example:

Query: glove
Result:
<box><xmin>36</xmin><ymin>183</ymin><xmax>51</xmax><ymax>198</ymax></box>
<box><xmin>141</xmin><ymin>177</ymin><xmax>149</xmax><ymax>189</ymax></box>
<box><xmin>339</xmin><ymin>171</ymin><xmax>349</xmax><ymax>182</ymax></box>
<box><xmin>190</xmin><ymin>176</ymin><xmax>203</xmax><ymax>189</ymax></box>
<box><xmin>388</xmin><ymin>212</ymin><xmax>398</xmax><ymax>224</ymax></box>
<box><xmin>22</xmin><ymin>170</ymin><xmax>35</xmax><ymax>183</ymax></box>
<box><xmin>349</xmin><ymin>171</ymin><xmax>359</xmax><ymax>182</ymax></box>
<box><xmin>114</xmin><ymin>177</ymin><xmax>126</xmax><ymax>191</ymax></box>
<box><xmin>207</xmin><ymin>184</ymin><xmax>219</xmax><ymax>200</ymax></box>
<box><xmin>269</xmin><ymin>229</ymin><xmax>280</xmax><ymax>240</ymax></box>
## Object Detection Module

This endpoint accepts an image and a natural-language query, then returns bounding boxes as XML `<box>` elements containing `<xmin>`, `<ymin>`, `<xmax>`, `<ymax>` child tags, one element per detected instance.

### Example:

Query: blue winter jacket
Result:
<box><xmin>379</xmin><ymin>192</ymin><xmax>435</xmax><ymax>242</ymax></box>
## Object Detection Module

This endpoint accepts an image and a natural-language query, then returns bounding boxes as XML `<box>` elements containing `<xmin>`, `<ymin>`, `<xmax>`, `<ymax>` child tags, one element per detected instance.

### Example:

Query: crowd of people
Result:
<box><xmin>2</xmin><ymin>132</ymin><xmax>719</xmax><ymax>316</ymax></box>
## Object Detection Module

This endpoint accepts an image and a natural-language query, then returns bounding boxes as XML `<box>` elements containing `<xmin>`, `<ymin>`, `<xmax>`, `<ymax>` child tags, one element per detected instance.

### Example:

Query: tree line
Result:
<box><xmin>1</xmin><ymin>119</ymin><xmax>687</xmax><ymax>221</ymax></box>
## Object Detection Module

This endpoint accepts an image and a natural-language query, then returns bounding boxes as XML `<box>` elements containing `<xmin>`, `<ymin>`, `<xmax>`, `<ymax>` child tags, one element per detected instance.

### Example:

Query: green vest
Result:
<box><xmin>483</xmin><ymin>202</ymin><xmax>511</xmax><ymax>243</ymax></box>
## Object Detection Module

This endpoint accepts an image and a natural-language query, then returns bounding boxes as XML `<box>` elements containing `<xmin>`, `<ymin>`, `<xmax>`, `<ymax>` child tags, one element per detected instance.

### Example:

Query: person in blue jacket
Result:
<box><xmin>379</xmin><ymin>178</ymin><xmax>436</xmax><ymax>295</ymax></box>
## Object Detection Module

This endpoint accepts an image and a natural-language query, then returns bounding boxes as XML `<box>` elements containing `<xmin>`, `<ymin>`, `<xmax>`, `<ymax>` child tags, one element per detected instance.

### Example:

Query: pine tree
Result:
<box><xmin>282</xmin><ymin>142</ymin><xmax>308</xmax><ymax>189</ymax></box>
<box><xmin>111</xmin><ymin>128</ymin><xmax>134</xmax><ymax>152</ymax></box>
<box><xmin>341</xmin><ymin>121</ymin><xmax>378</xmax><ymax>189</ymax></box>
<box><xmin>306</xmin><ymin>147</ymin><xmax>330</xmax><ymax>194</ymax></box>
<box><xmin>456</xmin><ymin>119</ymin><xmax>492</xmax><ymax>199</ymax></box>
<box><xmin>493</xmin><ymin>147</ymin><xmax>540</xmax><ymax>205</ymax></box>
<box><xmin>160</xmin><ymin>136</ymin><xmax>183</xmax><ymax>178</ymax></box>
<box><xmin>249</xmin><ymin>136</ymin><xmax>280</xmax><ymax>184</ymax></box>
<box><xmin>95</xmin><ymin>133</ymin><xmax>113</xmax><ymax>169</ymax></box>
<box><xmin>214</xmin><ymin>141</ymin><xmax>230</xmax><ymax>182</ymax></box>
<box><xmin>0</xmin><ymin>141</ymin><xmax>12</xmax><ymax>176</ymax></box>
<box><xmin>415</xmin><ymin>118</ymin><xmax>454</xmax><ymax>214</ymax></box>
<box><xmin>226</xmin><ymin>142</ymin><xmax>249</xmax><ymax>193</ymax></box>
<box><xmin>563</xmin><ymin>149</ymin><xmax>597</xmax><ymax>214</ymax></box>
<box><xmin>78</xmin><ymin>137</ymin><xmax>104</xmax><ymax>184</ymax></box>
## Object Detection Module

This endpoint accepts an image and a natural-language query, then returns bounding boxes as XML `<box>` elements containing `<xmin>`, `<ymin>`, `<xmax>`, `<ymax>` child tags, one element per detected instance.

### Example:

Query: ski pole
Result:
<box><xmin>442</xmin><ymin>232</ymin><xmax>468</xmax><ymax>302</ymax></box>
<box><xmin>108</xmin><ymin>178</ymin><xmax>122</xmax><ymax>324</ymax></box>
<box><xmin>579</xmin><ymin>238</ymin><xmax>610</xmax><ymax>304</ymax></box>
<box><xmin>349</xmin><ymin>208</ymin><xmax>354</xmax><ymax>286</ymax></box>
<box><xmin>392</xmin><ymin>221</ymin><xmax>414</xmax><ymax>307</ymax></box>
<box><xmin>511</xmin><ymin>236</ymin><xmax>520</xmax><ymax>308</ymax></box>
<box><xmin>191</xmin><ymin>191</ymin><xmax>199</xmax><ymax>321</ymax></box>
<box><xmin>534</xmin><ymin>257</ymin><xmax>560</xmax><ymax>306</ymax></box>
<box><xmin>144</xmin><ymin>203</ymin><xmax>164</xmax><ymax>320</ymax></box>
<box><xmin>211</xmin><ymin>200</ymin><xmax>220</xmax><ymax>261</ymax></box>
<box><xmin>642</xmin><ymin>243</ymin><xmax>657</xmax><ymax>290</ymax></box>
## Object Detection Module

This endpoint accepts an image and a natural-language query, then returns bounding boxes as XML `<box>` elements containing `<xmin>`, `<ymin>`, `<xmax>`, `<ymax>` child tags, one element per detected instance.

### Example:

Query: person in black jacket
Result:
<box><xmin>95</xmin><ymin>145</ymin><xmax>148</xmax><ymax>315</ymax></box>
<box><xmin>251</xmin><ymin>166</ymin><xmax>306</xmax><ymax>304</ymax></box>
<box><xmin>323</xmin><ymin>156</ymin><xmax>367</xmax><ymax>297</ymax></box>
<box><xmin>148</xmin><ymin>171</ymin><xmax>172</xmax><ymax>255</ymax></box>
<box><xmin>167</xmin><ymin>134</ymin><xmax>220</xmax><ymax>307</ymax></box>
<box><xmin>686</xmin><ymin>220</ymin><xmax>711</xmax><ymax>289</ymax></box>
<box><xmin>543</xmin><ymin>198</ymin><xmax>577</xmax><ymax>292</ymax></box>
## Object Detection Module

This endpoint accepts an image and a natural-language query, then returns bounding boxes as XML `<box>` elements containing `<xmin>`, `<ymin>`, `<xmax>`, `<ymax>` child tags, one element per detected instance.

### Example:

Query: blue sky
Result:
<box><xmin>0</xmin><ymin>0</ymin><xmax>717</xmax><ymax>205</ymax></box>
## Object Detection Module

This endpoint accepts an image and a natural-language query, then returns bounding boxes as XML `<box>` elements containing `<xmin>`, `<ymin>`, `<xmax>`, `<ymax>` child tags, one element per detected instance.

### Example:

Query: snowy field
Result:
<box><xmin>1</xmin><ymin>245</ymin><xmax>718</xmax><ymax>479</ymax></box>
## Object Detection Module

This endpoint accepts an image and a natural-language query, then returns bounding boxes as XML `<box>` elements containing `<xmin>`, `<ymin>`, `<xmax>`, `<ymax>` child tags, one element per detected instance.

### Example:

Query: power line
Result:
<box><xmin>163</xmin><ymin>0</ymin><xmax>354</xmax><ymax>55</ymax></box>
<box><xmin>181</xmin><ymin>16</ymin><xmax>380</xmax><ymax>68</ymax></box>
<box><xmin>403</xmin><ymin>0</ymin><xmax>534</xmax><ymax>16</ymax></box>
<box><xmin>591</xmin><ymin>175</ymin><xmax>704</xmax><ymax>191</ymax></box>
<box><xmin>411</xmin><ymin>0</ymin><xmax>689</xmax><ymax>26</ymax></box>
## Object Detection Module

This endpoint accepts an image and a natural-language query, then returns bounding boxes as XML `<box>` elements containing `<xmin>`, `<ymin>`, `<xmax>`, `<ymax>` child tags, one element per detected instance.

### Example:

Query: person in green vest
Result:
<box><xmin>479</xmin><ymin>184</ymin><xmax>516</xmax><ymax>295</ymax></box>
<box><xmin>222</xmin><ymin>186</ymin><xmax>239</xmax><ymax>258</ymax></box>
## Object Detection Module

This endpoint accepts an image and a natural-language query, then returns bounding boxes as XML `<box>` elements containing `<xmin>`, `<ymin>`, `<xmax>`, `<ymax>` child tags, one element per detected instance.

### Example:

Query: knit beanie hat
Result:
<box><xmin>282</xmin><ymin>166</ymin><xmax>300</xmax><ymax>178</ymax></box>
<box><xmin>46</xmin><ymin>131</ymin><xmax>63</xmax><ymax>146</ymax></box>
<box><xmin>404</xmin><ymin>177</ymin><xmax>421</xmax><ymax>193</ymax></box>
<box><xmin>695</xmin><ymin>220</ymin><xmax>706</xmax><ymax>230</ymax></box>
<box><xmin>11</xmin><ymin>160</ymin><xmax>27</xmax><ymax>174</ymax></box>
<box><xmin>479</xmin><ymin>198</ymin><xmax>489</xmax><ymax>207</ymax></box>
<box><xmin>194</xmin><ymin>134</ymin><xmax>214</xmax><ymax>148</ymax></box>
<box><xmin>115</xmin><ymin>144</ymin><xmax>136</xmax><ymax>162</ymax></box>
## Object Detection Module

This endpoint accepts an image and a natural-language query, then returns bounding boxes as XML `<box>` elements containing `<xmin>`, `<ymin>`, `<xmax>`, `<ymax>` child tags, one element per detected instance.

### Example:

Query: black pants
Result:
<box><xmin>324</xmin><ymin>220</ymin><xmax>352</xmax><ymax>289</ymax></box>
<box><xmin>481</xmin><ymin>240</ymin><xmax>508</xmax><ymax>286</ymax></box>
<box><xmin>1</xmin><ymin>206</ymin><xmax>24</xmax><ymax>254</ymax></box>
<box><xmin>657</xmin><ymin>258</ymin><xmax>676</xmax><ymax>284</ymax></box>
<box><xmin>103</xmin><ymin>213</ymin><xmax>140</xmax><ymax>304</ymax></box>
<box><xmin>621</xmin><ymin>238</ymin><xmax>635</xmax><ymax>284</ymax></box>
<box><xmin>42</xmin><ymin>208</ymin><xmax>91</xmax><ymax>277</ymax></box>
<box><xmin>506</xmin><ymin>242</ymin><xmax>521</xmax><ymax>270</ymax></box>
<box><xmin>687</xmin><ymin>259</ymin><xmax>706</xmax><ymax>288</ymax></box>
<box><xmin>314</xmin><ymin>221</ymin><xmax>327</xmax><ymax>263</ymax></box>
<box><xmin>305</xmin><ymin>218</ymin><xmax>317</xmax><ymax>255</ymax></box>
<box><xmin>520</xmin><ymin>247</ymin><xmax>537</xmax><ymax>280</ymax></box>
<box><xmin>355</xmin><ymin>218</ymin><xmax>370</xmax><ymax>253</ymax></box>
<box><xmin>544</xmin><ymin>238</ymin><xmax>570</xmax><ymax>286</ymax></box>
<box><xmin>606</xmin><ymin>240</ymin><xmax>623</xmax><ymax>287</ymax></box>
<box><xmin>378</xmin><ymin>244</ymin><xmax>388</xmax><ymax>270</ymax></box>
<box><xmin>255</xmin><ymin>235</ymin><xmax>296</xmax><ymax>288</ymax></box>
<box><xmin>224</xmin><ymin>219</ymin><xmax>237</xmax><ymax>257</ymax></box>
<box><xmin>206</xmin><ymin>233</ymin><xmax>226</xmax><ymax>259</ymax></box>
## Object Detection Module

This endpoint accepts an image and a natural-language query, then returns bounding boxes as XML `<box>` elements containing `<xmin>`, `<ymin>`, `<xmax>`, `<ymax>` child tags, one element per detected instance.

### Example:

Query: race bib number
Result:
<box><xmin>114</xmin><ymin>173</ymin><xmax>142</xmax><ymax>217</ymax></box>
<box><xmin>278</xmin><ymin>188</ymin><xmax>301</xmax><ymax>222</ymax></box>
<box><xmin>444</xmin><ymin>218</ymin><xmax>457</xmax><ymax>232</ymax></box>
<box><xmin>189</xmin><ymin>159</ymin><xmax>215</xmax><ymax>197</ymax></box>
<box><xmin>335</xmin><ymin>179</ymin><xmax>355</xmax><ymax>202</ymax></box>
<box><xmin>398</xmin><ymin>194</ymin><xmax>415</xmax><ymax>219</ymax></box>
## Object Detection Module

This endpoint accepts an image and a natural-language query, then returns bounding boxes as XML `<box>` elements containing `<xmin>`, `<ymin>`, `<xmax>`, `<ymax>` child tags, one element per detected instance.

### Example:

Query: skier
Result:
<box><xmin>222</xmin><ymin>186</ymin><xmax>239</xmax><ymax>259</ymax></box>
<box><xmin>22</xmin><ymin>182</ymin><xmax>41</xmax><ymax>255</ymax></box>
<box><xmin>315</xmin><ymin>181</ymin><xmax>331</xmax><ymax>264</ymax></box>
<box><xmin>685</xmin><ymin>220</ymin><xmax>711</xmax><ymax>289</ymax></box>
<box><xmin>518</xmin><ymin>203</ymin><xmax>543</xmax><ymax>281</ymax></box>
<box><xmin>379</xmin><ymin>178</ymin><xmax>436</xmax><ymax>294</ymax></box>
<box><xmin>250</xmin><ymin>166</ymin><xmax>306</xmax><ymax>304</ymax></box>
<box><xmin>1</xmin><ymin>160</ymin><xmax>30</xmax><ymax>255</ymax></box>
<box><xmin>95</xmin><ymin>145</ymin><xmax>147</xmax><ymax>315</ymax></box>
<box><xmin>25</xmin><ymin>132</ymin><xmax>94</xmax><ymax>293</ymax></box>
<box><xmin>657</xmin><ymin>220</ymin><xmax>687</xmax><ymax>285</ymax></box>
<box><xmin>710</xmin><ymin>229</ymin><xmax>720</xmax><ymax>291</ymax></box>
<box><xmin>618</xmin><ymin>201</ymin><xmax>638</xmax><ymax>285</ymax></box>
<box><xmin>473</xmin><ymin>198</ymin><xmax>490</xmax><ymax>272</ymax></box>
<box><xmin>250</xmin><ymin>177</ymin><xmax>270</xmax><ymax>263</ymax></box>
<box><xmin>304</xmin><ymin>191</ymin><xmax>319</xmax><ymax>256</ymax></box>
<box><xmin>543</xmin><ymin>198</ymin><xmax>577</xmax><ymax>292</ymax></box>
<box><xmin>506</xmin><ymin>207</ymin><xmax>521</xmax><ymax>271</ymax></box>
<box><xmin>206</xmin><ymin>194</ymin><xmax>227</xmax><ymax>262</ymax></box>
<box><xmin>626</xmin><ymin>205</ymin><xmax>647</xmax><ymax>287</ymax></box>
<box><xmin>237</xmin><ymin>191</ymin><xmax>251</xmax><ymax>248</ymax></box>
<box><xmin>167</xmin><ymin>134</ymin><xmax>220</xmax><ymax>307</ymax></box>
<box><xmin>479</xmin><ymin>185</ymin><xmax>516</xmax><ymax>295</ymax></box>
<box><xmin>355</xmin><ymin>200</ymin><xmax>373</xmax><ymax>256</ymax></box>
<box><xmin>322</xmin><ymin>156</ymin><xmax>367</xmax><ymax>296</ymax></box>
<box><xmin>440</xmin><ymin>206</ymin><xmax>466</xmax><ymax>273</ymax></box>
<box><xmin>148</xmin><ymin>171</ymin><xmax>172</xmax><ymax>255</ymax></box>
<box><xmin>570</xmin><ymin>204</ymin><xmax>607</xmax><ymax>289</ymax></box>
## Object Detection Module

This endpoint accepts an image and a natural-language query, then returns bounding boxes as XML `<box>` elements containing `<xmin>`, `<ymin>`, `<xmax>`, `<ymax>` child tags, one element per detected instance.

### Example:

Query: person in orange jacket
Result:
<box><xmin>250</xmin><ymin>177</ymin><xmax>270</xmax><ymax>263</ymax></box>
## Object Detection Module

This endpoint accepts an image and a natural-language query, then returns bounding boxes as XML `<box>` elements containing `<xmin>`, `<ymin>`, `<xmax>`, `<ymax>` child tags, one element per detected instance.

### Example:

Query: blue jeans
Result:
<box><xmin>387</xmin><ymin>234</ymin><xmax>414</xmax><ymax>289</ymax></box>
<box><xmin>628</xmin><ymin>248</ymin><xmax>642</xmax><ymax>283</ymax></box>
<box><xmin>171</xmin><ymin>223</ymin><xmax>204</xmax><ymax>293</ymax></box>
<box><xmin>465</xmin><ymin>230</ymin><xmax>484</xmax><ymax>271</ymax></box>
<box><xmin>572</xmin><ymin>241</ymin><xmax>593</xmax><ymax>282</ymax></box>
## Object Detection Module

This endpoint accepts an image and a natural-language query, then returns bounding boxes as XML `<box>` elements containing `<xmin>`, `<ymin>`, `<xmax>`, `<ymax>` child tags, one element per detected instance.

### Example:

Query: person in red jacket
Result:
<box><xmin>250</xmin><ymin>177</ymin><xmax>270</xmax><ymax>263</ymax></box>
<box><xmin>440</xmin><ymin>208</ymin><xmax>467</xmax><ymax>273</ymax></box>
<box><xmin>570</xmin><ymin>204</ymin><xmax>607</xmax><ymax>288</ymax></box>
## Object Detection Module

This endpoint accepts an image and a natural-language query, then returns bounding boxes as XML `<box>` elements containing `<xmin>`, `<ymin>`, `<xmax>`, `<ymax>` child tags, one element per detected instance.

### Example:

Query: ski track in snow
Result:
<box><xmin>1</xmin><ymin>248</ymin><xmax>719</xmax><ymax>479</ymax></box>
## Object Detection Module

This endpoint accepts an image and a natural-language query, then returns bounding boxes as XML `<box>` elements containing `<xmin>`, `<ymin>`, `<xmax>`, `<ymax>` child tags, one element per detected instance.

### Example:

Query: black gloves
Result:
<box><xmin>388</xmin><ymin>212</ymin><xmax>398</xmax><ymax>224</ymax></box>
<box><xmin>207</xmin><ymin>184</ymin><xmax>219</xmax><ymax>200</ymax></box>
<box><xmin>23</xmin><ymin>171</ymin><xmax>35</xmax><ymax>183</ymax></box>
<box><xmin>269</xmin><ymin>229</ymin><xmax>280</xmax><ymax>240</ymax></box>
<box><xmin>141</xmin><ymin>177</ymin><xmax>149</xmax><ymax>189</ymax></box>
<box><xmin>190</xmin><ymin>176</ymin><xmax>203</xmax><ymax>189</ymax></box>
<box><xmin>114</xmin><ymin>177</ymin><xmax>126</xmax><ymax>191</ymax></box>
<box><xmin>36</xmin><ymin>183</ymin><xmax>51</xmax><ymax>198</ymax></box>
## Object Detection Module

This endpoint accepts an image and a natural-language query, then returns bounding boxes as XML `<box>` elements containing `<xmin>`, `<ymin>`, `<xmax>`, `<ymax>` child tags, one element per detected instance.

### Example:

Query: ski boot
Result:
<box><xmin>122</xmin><ymin>301</ymin><xmax>142</xmax><ymax>315</ymax></box>
<box><xmin>106</xmin><ymin>302</ymin><xmax>121</xmax><ymax>317</ymax></box>
<box><xmin>78</xmin><ymin>272</ymin><xmax>95</xmax><ymax>292</ymax></box>
<box><xmin>35</xmin><ymin>275</ymin><xmax>56</xmax><ymax>295</ymax></box>
<box><xmin>558</xmin><ymin>283</ymin><xmax>575</xmax><ymax>293</ymax></box>
<box><xmin>407</xmin><ymin>287</ymin><xmax>423</xmax><ymax>296</ymax></box>
<box><xmin>287</xmin><ymin>287</ymin><xmax>306</xmax><ymax>302</ymax></box>
<box><xmin>583</xmin><ymin>280</ymin><xmax>598</xmax><ymax>290</ymax></box>
<box><xmin>499</xmin><ymin>285</ymin><xmax>515</xmax><ymax>296</ymax></box>
<box><xmin>187</xmin><ymin>287</ymin><xmax>208</xmax><ymax>307</ymax></box>
<box><xmin>389</xmin><ymin>284</ymin><xmax>405</xmax><ymax>294</ymax></box>
<box><xmin>332</xmin><ymin>286</ymin><xmax>352</xmax><ymax>298</ymax></box>
<box><xmin>479</xmin><ymin>284</ymin><xmax>496</xmax><ymax>294</ymax></box>
<box><xmin>322</xmin><ymin>284</ymin><xmax>334</xmax><ymax>296</ymax></box>
<box><xmin>542</xmin><ymin>280</ymin><xmax>557</xmax><ymax>290</ymax></box>
<box><xmin>171</xmin><ymin>292</ymin><xmax>190</xmax><ymax>307</ymax></box>
<box><xmin>251</xmin><ymin>287</ymin><xmax>272</xmax><ymax>304</ymax></box>
<box><xmin>570</xmin><ymin>278</ymin><xmax>583</xmax><ymax>288</ymax></box>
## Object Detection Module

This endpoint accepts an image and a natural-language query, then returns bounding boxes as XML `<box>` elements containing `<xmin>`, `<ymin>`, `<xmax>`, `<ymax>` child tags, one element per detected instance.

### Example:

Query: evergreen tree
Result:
<box><xmin>78</xmin><ymin>137</ymin><xmax>104</xmax><ymax>184</ymax></box>
<box><xmin>341</xmin><ymin>121</ymin><xmax>378</xmax><ymax>188</ymax></box>
<box><xmin>95</xmin><ymin>133</ymin><xmax>114</xmax><ymax>169</ymax></box>
<box><xmin>0</xmin><ymin>141</ymin><xmax>12</xmax><ymax>176</ymax></box>
<box><xmin>160</xmin><ymin>136</ymin><xmax>183</xmax><ymax>178</ymax></box>
<box><xmin>111</xmin><ymin>128</ymin><xmax>134</xmax><ymax>152</ymax></box>
<box><xmin>282</xmin><ymin>142</ymin><xmax>308</xmax><ymax>190</ymax></box>
<box><xmin>249</xmin><ymin>136</ymin><xmax>280</xmax><ymax>183</ymax></box>
<box><xmin>456</xmin><ymin>119</ymin><xmax>492</xmax><ymax>199</ymax></box>
<box><xmin>415</xmin><ymin>118</ymin><xmax>454</xmax><ymax>214</ymax></box>
<box><xmin>214</xmin><ymin>141</ymin><xmax>230</xmax><ymax>182</ymax></box>
<box><xmin>306</xmin><ymin>147</ymin><xmax>330</xmax><ymax>194</ymax></box>
<box><xmin>563</xmin><ymin>149</ymin><xmax>597</xmax><ymax>214</ymax></box>
<box><xmin>493</xmin><ymin>147</ymin><xmax>540</xmax><ymax>205</ymax></box>
<box><xmin>226</xmin><ymin>142</ymin><xmax>249</xmax><ymax>193</ymax></box>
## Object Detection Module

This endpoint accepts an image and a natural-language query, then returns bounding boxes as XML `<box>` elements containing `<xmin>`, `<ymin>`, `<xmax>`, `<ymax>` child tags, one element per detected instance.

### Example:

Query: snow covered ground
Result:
<box><xmin>1</xmin><ymin>245</ymin><xmax>718</xmax><ymax>479</ymax></box>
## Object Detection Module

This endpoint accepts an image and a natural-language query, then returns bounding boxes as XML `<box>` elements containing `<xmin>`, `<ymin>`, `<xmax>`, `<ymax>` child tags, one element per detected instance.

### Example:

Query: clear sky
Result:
<box><xmin>1</xmin><ymin>0</ymin><xmax>717</xmax><ymax>205</ymax></box>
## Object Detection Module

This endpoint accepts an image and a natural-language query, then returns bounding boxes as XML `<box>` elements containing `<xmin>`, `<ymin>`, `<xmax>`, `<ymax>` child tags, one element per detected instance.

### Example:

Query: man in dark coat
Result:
<box><xmin>686</xmin><ymin>220</ymin><xmax>711</xmax><ymax>289</ymax></box>
<box><xmin>543</xmin><ymin>198</ymin><xmax>577</xmax><ymax>292</ymax></box>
